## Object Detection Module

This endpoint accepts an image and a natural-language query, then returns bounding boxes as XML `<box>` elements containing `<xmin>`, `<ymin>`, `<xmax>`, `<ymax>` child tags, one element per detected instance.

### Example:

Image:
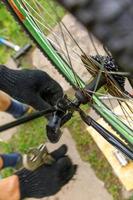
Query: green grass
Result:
<box><xmin>66</xmin><ymin>111</ymin><xmax>129</xmax><ymax>200</ymax></box>
<box><xmin>0</xmin><ymin>2</ymin><xmax>29</xmax><ymax>63</ymax></box>
<box><xmin>0</xmin><ymin>0</ymin><xmax>65</xmax><ymax>63</ymax></box>
<box><xmin>0</xmin><ymin>118</ymin><xmax>47</xmax><ymax>153</ymax></box>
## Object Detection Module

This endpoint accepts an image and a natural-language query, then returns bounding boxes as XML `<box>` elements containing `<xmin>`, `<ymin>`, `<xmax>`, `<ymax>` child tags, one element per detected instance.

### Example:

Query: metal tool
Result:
<box><xmin>0</xmin><ymin>37</ymin><xmax>32</xmax><ymax>61</ymax></box>
<box><xmin>113</xmin><ymin>150</ymin><xmax>129</xmax><ymax>167</ymax></box>
<box><xmin>0</xmin><ymin>37</ymin><xmax>20</xmax><ymax>51</ymax></box>
<box><xmin>23</xmin><ymin>144</ymin><xmax>55</xmax><ymax>171</ymax></box>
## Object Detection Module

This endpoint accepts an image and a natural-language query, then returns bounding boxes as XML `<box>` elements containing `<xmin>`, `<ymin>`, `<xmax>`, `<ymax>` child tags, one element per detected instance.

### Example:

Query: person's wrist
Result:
<box><xmin>9</xmin><ymin>175</ymin><xmax>21</xmax><ymax>200</ymax></box>
<box><xmin>0</xmin><ymin>157</ymin><xmax>3</xmax><ymax>169</ymax></box>
<box><xmin>0</xmin><ymin>175</ymin><xmax>20</xmax><ymax>200</ymax></box>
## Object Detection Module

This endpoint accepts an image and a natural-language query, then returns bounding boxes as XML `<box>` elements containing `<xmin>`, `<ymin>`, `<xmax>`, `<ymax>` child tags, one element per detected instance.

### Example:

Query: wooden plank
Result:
<box><xmin>86</xmin><ymin>115</ymin><xmax>133</xmax><ymax>191</ymax></box>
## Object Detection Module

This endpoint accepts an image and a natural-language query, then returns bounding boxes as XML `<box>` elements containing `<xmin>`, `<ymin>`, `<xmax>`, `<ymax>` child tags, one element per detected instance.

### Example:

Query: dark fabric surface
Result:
<box><xmin>0</xmin><ymin>65</ymin><xmax>63</xmax><ymax>111</ymax></box>
<box><xmin>15</xmin><ymin>145</ymin><xmax>77</xmax><ymax>199</ymax></box>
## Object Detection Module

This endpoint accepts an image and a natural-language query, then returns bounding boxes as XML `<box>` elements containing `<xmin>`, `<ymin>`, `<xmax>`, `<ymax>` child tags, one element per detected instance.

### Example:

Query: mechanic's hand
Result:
<box><xmin>0</xmin><ymin>65</ymin><xmax>63</xmax><ymax>116</ymax></box>
<box><xmin>15</xmin><ymin>145</ymin><xmax>77</xmax><ymax>199</ymax></box>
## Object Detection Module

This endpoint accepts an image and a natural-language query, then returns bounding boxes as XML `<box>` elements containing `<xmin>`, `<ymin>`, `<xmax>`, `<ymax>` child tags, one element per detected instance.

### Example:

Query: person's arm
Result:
<box><xmin>0</xmin><ymin>66</ymin><xmax>63</xmax><ymax>142</ymax></box>
<box><xmin>0</xmin><ymin>157</ymin><xmax>3</xmax><ymax>169</ymax></box>
<box><xmin>0</xmin><ymin>175</ymin><xmax>20</xmax><ymax>200</ymax></box>
<box><xmin>0</xmin><ymin>145</ymin><xmax>76</xmax><ymax>200</ymax></box>
<box><xmin>0</xmin><ymin>91</ymin><xmax>11</xmax><ymax>111</ymax></box>
<box><xmin>0</xmin><ymin>90</ymin><xmax>33</xmax><ymax>118</ymax></box>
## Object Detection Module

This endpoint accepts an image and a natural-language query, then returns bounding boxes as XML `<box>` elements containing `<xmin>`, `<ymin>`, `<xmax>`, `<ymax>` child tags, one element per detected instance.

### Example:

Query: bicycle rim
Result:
<box><xmin>3</xmin><ymin>0</ymin><xmax>133</xmax><ymax>149</ymax></box>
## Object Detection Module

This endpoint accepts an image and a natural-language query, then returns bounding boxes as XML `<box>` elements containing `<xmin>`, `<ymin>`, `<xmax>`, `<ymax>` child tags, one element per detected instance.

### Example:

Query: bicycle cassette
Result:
<box><xmin>81</xmin><ymin>54</ymin><xmax>126</xmax><ymax>98</ymax></box>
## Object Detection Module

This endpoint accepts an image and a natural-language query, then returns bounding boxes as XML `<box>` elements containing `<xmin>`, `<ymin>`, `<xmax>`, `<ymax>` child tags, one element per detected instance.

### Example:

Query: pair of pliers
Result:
<box><xmin>23</xmin><ymin>144</ymin><xmax>54</xmax><ymax>171</ymax></box>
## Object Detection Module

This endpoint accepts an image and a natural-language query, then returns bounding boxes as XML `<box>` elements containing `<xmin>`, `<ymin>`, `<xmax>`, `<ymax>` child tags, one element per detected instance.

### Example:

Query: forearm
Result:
<box><xmin>0</xmin><ymin>157</ymin><xmax>3</xmax><ymax>169</ymax></box>
<box><xmin>0</xmin><ymin>175</ymin><xmax>20</xmax><ymax>200</ymax></box>
<box><xmin>0</xmin><ymin>91</ymin><xmax>11</xmax><ymax>111</ymax></box>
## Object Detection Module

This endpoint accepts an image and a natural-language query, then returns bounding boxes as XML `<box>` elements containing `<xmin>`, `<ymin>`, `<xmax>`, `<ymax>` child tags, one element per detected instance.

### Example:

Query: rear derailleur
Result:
<box><xmin>46</xmin><ymin>95</ymin><xmax>80</xmax><ymax>143</ymax></box>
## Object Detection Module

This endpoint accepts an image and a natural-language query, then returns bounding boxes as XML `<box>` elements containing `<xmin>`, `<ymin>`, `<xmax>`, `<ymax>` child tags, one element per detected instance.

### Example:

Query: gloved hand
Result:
<box><xmin>15</xmin><ymin>145</ymin><xmax>77</xmax><ymax>199</ymax></box>
<box><xmin>0</xmin><ymin>65</ymin><xmax>63</xmax><ymax>115</ymax></box>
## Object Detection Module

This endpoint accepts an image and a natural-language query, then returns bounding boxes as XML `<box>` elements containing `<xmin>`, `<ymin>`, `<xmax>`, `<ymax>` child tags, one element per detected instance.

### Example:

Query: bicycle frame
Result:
<box><xmin>2</xmin><ymin>0</ymin><xmax>133</xmax><ymax>151</ymax></box>
<box><xmin>0</xmin><ymin>96</ymin><xmax>132</xmax><ymax>159</ymax></box>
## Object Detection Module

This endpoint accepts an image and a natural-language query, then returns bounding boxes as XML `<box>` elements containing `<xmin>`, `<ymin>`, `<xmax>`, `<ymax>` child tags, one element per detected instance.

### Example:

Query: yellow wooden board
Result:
<box><xmin>87</xmin><ymin>103</ymin><xmax>133</xmax><ymax>191</ymax></box>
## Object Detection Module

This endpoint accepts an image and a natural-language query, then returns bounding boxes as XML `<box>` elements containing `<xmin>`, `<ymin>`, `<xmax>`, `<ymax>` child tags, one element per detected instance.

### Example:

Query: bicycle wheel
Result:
<box><xmin>56</xmin><ymin>0</ymin><xmax>133</xmax><ymax>77</ymax></box>
<box><xmin>2</xmin><ymin>0</ymin><xmax>133</xmax><ymax>150</ymax></box>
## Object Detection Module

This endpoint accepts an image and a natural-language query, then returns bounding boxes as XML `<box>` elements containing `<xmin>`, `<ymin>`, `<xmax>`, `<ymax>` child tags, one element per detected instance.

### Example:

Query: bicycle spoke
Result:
<box><xmin>118</xmin><ymin>101</ymin><xmax>133</xmax><ymax>128</ymax></box>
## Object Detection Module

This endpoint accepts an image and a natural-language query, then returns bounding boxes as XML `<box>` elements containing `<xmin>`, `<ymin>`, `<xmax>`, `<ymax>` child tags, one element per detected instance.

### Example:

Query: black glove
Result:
<box><xmin>0</xmin><ymin>65</ymin><xmax>63</xmax><ymax>113</ymax></box>
<box><xmin>15</xmin><ymin>145</ymin><xmax>77</xmax><ymax>199</ymax></box>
